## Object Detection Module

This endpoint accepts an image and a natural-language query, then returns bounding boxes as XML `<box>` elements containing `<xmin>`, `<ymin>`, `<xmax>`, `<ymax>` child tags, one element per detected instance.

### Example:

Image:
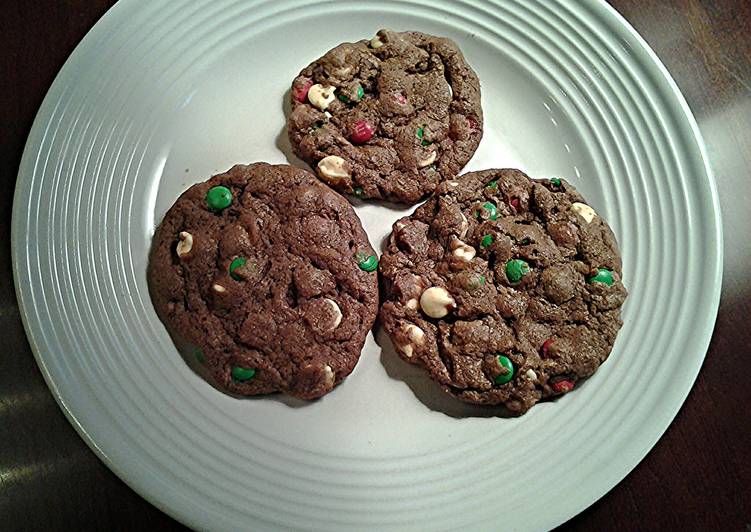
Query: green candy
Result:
<box><xmin>480</xmin><ymin>235</ymin><xmax>494</xmax><ymax>249</ymax></box>
<box><xmin>550</xmin><ymin>177</ymin><xmax>561</xmax><ymax>187</ymax></box>
<box><xmin>486</xmin><ymin>179</ymin><xmax>498</xmax><ymax>189</ymax></box>
<box><xmin>355</xmin><ymin>253</ymin><xmax>378</xmax><ymax>272</ymax></box>
<box><xmin>495</xmin><ymin>355</ymin><xmax>514</xmax><ymax>384</ymax></box>
<box><xmin>416</xmin><ymin>126</ymin><xmax>430</xmax><ymax>146</ymax></box>
<box><xmin>520</xmin><ymin>238</ymin><xmax>531</xmax><ymax>245</ymax></box>
<box><xmin>206</xmin><ymin>185</ymin><xmax>232</xmax><ymax>211</ymax></box>
<box><xmin>467</xmin><ymin>274</ymin><xmax>486</xmax><ymax>291</ymax></box>
<box><xmin>476</xmin><ymin>201</ymin><xmax>497</xmax><ymax>221</ymax></box>
<box><xmin>338</xmin><ymin>85</ymin><xmax>364</xmax><ymax>103</ymax></box>
<box><xmin>588</xmin><ymin>268</ymin><xmax>614</xmax><ymax>286</ymax></box>
<box><xmin>229</xmin><ymin>257</ymin><xmax>247</xmax><ymax>280</ymax></box>
<box><xmin>354</xmin><ymin>186</ymin><xmax>364</xmax><ymax>198</ymax></box>
<box><xmin>231</xmin><ymin>366</ymin><xmax>256</xmax><ymax>382</ymax></box>
<box><xmin>505</xmin><ymin>259</ymin><xmax>530</xmax><ymax>283</ymax></box>
<box><xmin>195</xmin><ymin>349</ymin><xmax>205</xmax><ymax>365</ymax></box>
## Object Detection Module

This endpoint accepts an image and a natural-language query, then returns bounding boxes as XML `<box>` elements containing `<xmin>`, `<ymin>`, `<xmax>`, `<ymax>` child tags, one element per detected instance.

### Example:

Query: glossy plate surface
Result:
<box><xmin>12</xmin><ymin>1</ymin><xmax>721</xmax><ymax>530</ymax></box>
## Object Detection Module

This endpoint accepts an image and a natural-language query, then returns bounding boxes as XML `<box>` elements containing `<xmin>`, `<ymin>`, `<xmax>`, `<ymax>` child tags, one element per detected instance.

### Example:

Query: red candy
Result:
<box><xmin>351</xmin><ymin>120</ymin><xmax>374</xmax><ymax>144</ymax></box>
<box><xmin>293</xmin><ymin>78</ymin><xmax>313</xmax><ymax>103</ymax></box>
<box><xmin>551</xmin><ymin>380</ymin><xmax>575</xmax><ymax>393</ymax></box>
<box><xmin>541</xmin><ymin>338</ymin><xmax>555</xmax><ymax>357</ymax></box>
<box><xmin>466</xmin><ymin>116</ymin><xmax>478</xmax><ymax>130</ymax></box>
<box><xmin>394</xmin><ymin>93</ymin><xmax>407</xmax><ymax>105</ymax></box>
<box><xmin>510</xmin><ymin>197</ymin><xmax>520</xmax><ymax>210</ymax></box>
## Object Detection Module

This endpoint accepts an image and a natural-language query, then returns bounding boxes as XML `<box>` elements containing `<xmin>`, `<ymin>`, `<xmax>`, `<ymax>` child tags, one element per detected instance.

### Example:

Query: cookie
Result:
<box><xmin>287</xmin><ymin>29</ymin><xmax>483</xmax><ymax>204</ymax></box>
<box><xmin>148</xmin><ymin>163</ymin><xmax>379</xmax><ymax>399</ymax></box>
<box><xmin>379</xmin><ymin>169</ymin><xmax>628</xmax><ymax>414</ymax></box>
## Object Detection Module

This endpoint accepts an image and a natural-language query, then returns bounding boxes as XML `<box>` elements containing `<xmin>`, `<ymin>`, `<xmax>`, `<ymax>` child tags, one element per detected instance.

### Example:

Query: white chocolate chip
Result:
<box><xmin>323</xmin><ymin>365</ymin><xmax>335</xmax><ymax>387</ymax></box>
<box><xmin>419</xmin><ymin>286</ymin><xmax>456</xmax><ymax>318</ymax></box>
<box><xmin>397</xmin><ymin>323</ymin><xmax>424</xmax><ymax>358</ymax></box>
<box><xmin>450</xmin><ymin>238</ymin><xmax>476</xmax><ymax>262</ymax></box>
<box><xmin>307</xmin><ymin>84</ymin><xmax>336</xmax><ymax>110</ymax></box>
<box><xmin>459</xmin><ymin>212</ymin><xmax>469</xmax><ymax>239</ymax></box>
<box><xmin>448</xmin><ymin>181</ymin><xmax>459</xmax><ymax>187</ymax></box>
<box><xmin>176</xmin><ymin>231</ymin><xmax>193</xmax><ymax>258</ymax></box>
<box><xmin>452</xmin><ymin>246</ymin><xmax>476</xmax><ymax>262</ymax></box>
<box><xmin>571</xmin><ymin>202</ymin><xmax>597</xmax><ymax>223</ymax></box>
<box><xmin>212</xmin><ymin>283</ymin><xmax>226</xmax><ymax>293</ymax></box>
<box><xmin>417</xmin><ymin>151</ymin><xmax>437</xmax><ymax>168</ymax></box>
<box><xmin>526</xmin><ymin>369</ymin><xmax>538</xmax><ymax>381</ymax></box>
<box><xmin>370</xmin><ymin>35</ymin><xmax>384</xmax><ymax>48</ymax></box>
<box><xmin>405</xmin><ymin>298</ymin><xmax>419</xmax><ymax>310</ymax></box>
<box><xmin>323</xmin><ymin>298</ymin><xmax>342</xmax><ymax>330</ymax></box>
<box><xmin>317</xmin><ymin>155</ymin><xmax>350</xmax><ymax>182</ymax></box>
<box><xmin>404</xmin><ymin>324</ymin><xmax>425</xmax><ymax>344</ymax></box>
<box><xmin>324</xmin><ymin>111</ymin><xmax>332</xmax><ymax>119</ymax></box>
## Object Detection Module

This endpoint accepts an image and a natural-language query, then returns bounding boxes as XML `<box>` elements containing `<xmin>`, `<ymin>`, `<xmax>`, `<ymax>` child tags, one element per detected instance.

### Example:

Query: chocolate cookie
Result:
<box><xmin>379</xmin><ymin>169</ymin><xmax>628</xmax><ymax>414</ymax></box>
<box><xmin>148</xmin><ymin>163</ymin><xmax>379</xmax><ymax>400</ymax></box>
<box><xmin>287</xmin><ymin>29</ymin><xmax>483</xmax><ymax>204</ymax></box>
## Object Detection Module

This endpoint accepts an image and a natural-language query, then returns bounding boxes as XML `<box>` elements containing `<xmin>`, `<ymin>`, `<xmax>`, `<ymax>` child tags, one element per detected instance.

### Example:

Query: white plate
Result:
<box><xmin>13</xmin><ymin>1</ymin><xmax>721</xmax><ymax>530</ymax></box>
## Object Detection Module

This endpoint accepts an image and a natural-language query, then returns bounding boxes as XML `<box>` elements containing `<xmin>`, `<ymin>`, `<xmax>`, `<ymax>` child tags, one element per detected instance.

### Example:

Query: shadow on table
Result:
<box><xmin>373</xmin><ymin>325</ymin><xmax>515</xmax><ymax>419</ymax></box>
<box><xmin>173</xmin><ymin>334</ymin><xmax>314</xmax><ymax>409</ymax></box>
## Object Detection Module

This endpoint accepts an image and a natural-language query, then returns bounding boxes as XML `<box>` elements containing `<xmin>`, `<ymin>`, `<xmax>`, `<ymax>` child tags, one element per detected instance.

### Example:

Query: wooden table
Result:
<box><xmin>2</xmin><ymin>1</ymin><xmax>748</xmax><ymax>529</ymax></box>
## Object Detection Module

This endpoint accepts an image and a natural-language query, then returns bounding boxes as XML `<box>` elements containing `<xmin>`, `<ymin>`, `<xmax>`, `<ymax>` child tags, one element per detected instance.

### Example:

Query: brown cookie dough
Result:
<box><xmin>148</xmin><ymin>163</ymin><xmax>379</xmax><ymax>399</ymax></box>
<box><xmin>379</xmin><ymin>169</ymin><xmax>628</xmax><ymax>414</ymax></box>
<box><xmin>288</xmin><ymin>29</ymin><xmax>483</xmax><ymax>204</ymax></box>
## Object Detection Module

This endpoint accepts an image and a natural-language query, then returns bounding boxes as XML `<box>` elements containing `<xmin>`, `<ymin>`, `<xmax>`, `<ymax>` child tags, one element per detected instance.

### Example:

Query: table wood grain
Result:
<box><xmin>1</xmin><ymin>1</ymin><xmax>748</xmax><ymax>530</ymax></box>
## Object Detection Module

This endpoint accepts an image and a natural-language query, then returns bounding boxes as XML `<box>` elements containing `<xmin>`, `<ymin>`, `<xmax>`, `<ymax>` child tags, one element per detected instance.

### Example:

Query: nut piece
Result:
<box><xmin>370</xmin><ymin>35</ymin><xmax>384</xmax><ymax>48</ymax></box>
<box><xmin>450</xmin><ymin>238</ymin><xmax>476</xmax><ymax>262</ymax></box>
<box><xmin>317</xmin><ymin>155</ymin><xmax>350</xmax><ymax>182</ymax></box>
<box><xmin>176</xmin><ymin>231</ymin><xmax>193</xmax><ymax>258</ymax></box>
<box><xmin>571</xmin><ymin>202</ymin><xmax>597</xmax><ymax>223</ymax></box>
<box><xmin>448</xmin><ymin>181</ymin><xmax>459</xmax><ymax>187</ymax></box>
<box><xmin>398</xmin><ymin>323</ymin><xmax>425</xmax><ymax>358</ymax></box>
<box><xmin>419</xmin><ymin>286</ymin><xmax>456</xmax><ymax>318</ymax></box>
<box><xmin>526</xmin><ymin>369</ymin><xmax>538</xmax><ymax>381</ymax></box>
<box><xmin>459</xmin><ymin>212</ymin><xmax>469</xmax><ymax>239</ymax></box>
<box><xmin>212</xmin><ymin>283</ymin><xmax>226</xmax><ymax>293</ymax></box>
<box><xmin>417</xmin><ymin>151</ymin><xmax>437</xmax><ymax>168</ymax></box>
<box><xmin>323</xmin><ymin>298</ymin><xmax>342</xmax><ymax>330</ymax></box>
<box><xmin>328</xmin><ymin>65</ymin><xmax>352</xmax><ymax>78</ymax></box>
<box><xmin>307</xmin><ymin>84</ymin><xmax>336</xmax><ymax>110</ymax></box>
<box><xmin>323</xmin><ymin>365</ymin><xmax>335</xmax><ymax>387</ymax></box>
<box><xmin>405</xmin><ymin>298</ymin><xmax>419</xmax><ymax>310</ymax></box>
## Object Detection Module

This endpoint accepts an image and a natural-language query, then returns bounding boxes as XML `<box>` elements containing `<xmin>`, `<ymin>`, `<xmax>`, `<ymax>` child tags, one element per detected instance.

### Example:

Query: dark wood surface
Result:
<box><xmin>1</xmin><ymin>1</ymin><xmax>748</xmax><ymax>530</ymax></box>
